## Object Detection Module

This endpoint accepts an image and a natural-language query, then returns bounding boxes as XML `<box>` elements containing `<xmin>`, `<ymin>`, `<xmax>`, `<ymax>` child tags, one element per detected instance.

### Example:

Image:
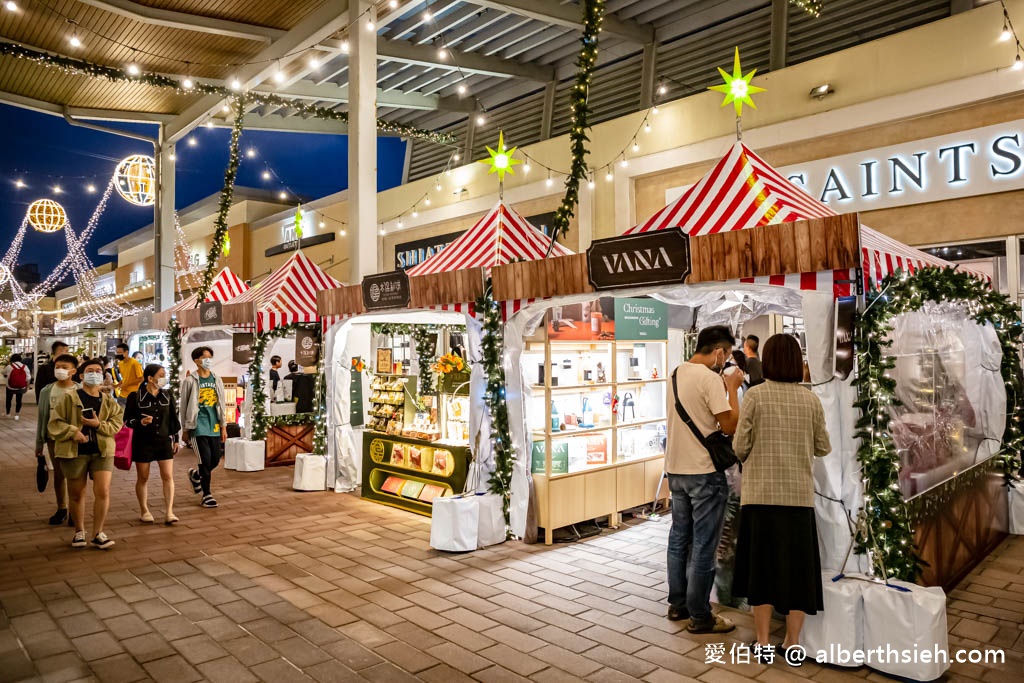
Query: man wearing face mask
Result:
<box><xmin>664</xmin><ymin>325</ymin><xmax>743</xmax><ymax>634</ymax></box>
<box><xmin>114</xmin><ymin>343</ymin><xmax>144</xmax><ymax>406</ymax></box>
<box><xmin>35</xmin><ymin>353</ymin><xmax>80</xmax><ymax>526</ymax></box>
<box><xmin>179</xmin><ymin>346</ymin><xmax>227</xmax><ymax>508</ymax></box>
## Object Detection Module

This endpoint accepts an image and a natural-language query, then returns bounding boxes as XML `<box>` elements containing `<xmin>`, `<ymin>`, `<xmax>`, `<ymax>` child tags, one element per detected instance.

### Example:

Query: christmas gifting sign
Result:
<box><xmin>587</xmin><ymin>228</ymin><xmax>691</xmax><ymax>290</ymax></box>
<box><xmin>614</xmin><ymin>298</ymin><xmax>668</xmax><ymax>341</ymax></box>
<box><xmin>363</xmin><ymin>270</ymin><xmax>411</xmax><ymax>311</ymax></box>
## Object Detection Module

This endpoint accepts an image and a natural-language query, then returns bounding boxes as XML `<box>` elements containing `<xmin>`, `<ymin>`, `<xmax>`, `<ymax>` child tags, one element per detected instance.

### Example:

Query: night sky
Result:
<box><xmin>0</xmin><ymin>103</ymin><xmax>407</xmax><ymax>280</ymax></box>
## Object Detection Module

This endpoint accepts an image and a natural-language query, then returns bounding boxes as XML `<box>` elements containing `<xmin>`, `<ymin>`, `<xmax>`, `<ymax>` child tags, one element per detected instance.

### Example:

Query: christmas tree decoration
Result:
<box><xmin>481</xmin><ymin>131</ymin><xmax>521</xmax><ymax>182</ymax></box>
<box><xmin>550</xmin><ymin>0</ymin><xmax>606</xmax><ymax>240</ymax></box>
<box><xmin>27</xmin><ymin>198</ymin><xmax>67</xmax><ymax>233</ymax></box>
<box><xmin>854</xmin><ymin>266</ymin><xmax>1023</xmax><ymax>581</ymax></box>
<box><xmin>709</xmin><ymin>47</ymin><xmax>766</xmax><ymax>117</ymax></box>
<box><xmin>113</xmin><ymin>154</ymin><xmax>156</xmax><ymax>206</ymax></box>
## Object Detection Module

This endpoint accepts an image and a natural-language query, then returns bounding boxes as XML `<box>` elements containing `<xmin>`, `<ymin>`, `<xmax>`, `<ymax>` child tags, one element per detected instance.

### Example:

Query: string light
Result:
<box><xmin>476</xmin><ymin>113</ymin><xmax>486</xmax><ymax>126</ymax></box>
<box><xmin>424</xmin><ymin>197</ymin><xmax>431</xmax><ymax>206</ymax></box>
<box><xmin>262</xmin><ymin>170</ymin><xmax>271</xmax><ymax>180</ymax></box>
<box><xmin>169</xmin><ymin>153</ymin><xmax>176</xmax><ymax>161</ymax></box>
<box><xmin>423</xmin><ymin>10</ymin><xmax>433</xmax><ymax>21</ymax></box>
<box><xmin>437</xmin><ymin>47</ymin><xmax>447</xmax><ymax>61</ymax></box>
<box><xmin>341</xmin><ymin>39</ymin><xmax>350</xmax><ymax>53</ymax></box>
<box><xmin>632</xmin><ymin>140</ymin><xmax>639</xmax><ymax>152</ymax></box>
<box><xmin>4</xmin><ymin>2</ymin><xmax>17</xmax><ymax>11</ymax></box>
<box><xmin>187</xmin><ymin>137</ymin><xmax>197</xmax><ymax>146</ymax></box>
<box><xmin>273</xmin><ymin>62</ymin><xmax>286</xmax><ymax>84</ymax></box>
<box><xmin>620</xmin><ymin>157</ymin><xmax>628</xmax><ymax>168</ymax></box>
<box><xmin>605</xmin><ymin>169</ymin><xmax>613</xmax><ymax>182</ymax></box>
<box><xmin>366</xmin><ymin>19</ymin><xmax>375</xmax><ymax>31</ymax></box>
<box><xmin>14</xmin><ymin>179</ymin><xmax>24</xmax><ymax>188</ymax></box>
<box><xmin>457</xmin><ymin>84</ymin><xmax>467</xmax><ymax>95</ymax></box>
<box><xmin>308</xmin><ymin>55</ymin><xmax>320</xmax><ymax>70</ymax></box>
<box><xmin>246</xmin><ymin>148</ymin><xmax>256</xmax><ymax>158</ymax></box>
<box><xmin>126</xmin><ymin>62</ymin><xmax>140</xmax><ymax>76</ymax></box>
<box><xmin>53</xmin><ymin>185</ymin><xmax>62</xmax><ymax>194</ymax></box>
<box><xmin>523</xmin><ymin>163</ymin><xmax>530</xmax><ymax>173</ymax></box>
<box><xmin>68</xmin><ymin>32</ymin><xmax>81</xmax><ymax>49</ymax></box>
<box><xmin>278</xmin><ymin>190</ymin><xmax>287</xmax><ymax>199</ymax></box>
<box><xmin>318</xmin><ymin>220</ymin><xmax>325</xmax><ymax>228</ymax></box>
<box><xmin>230</xmin><ymin>78</ymin><xmax>242</xmax><ymax>91</ymax></box>
<box><xmin>205</xmin><ymin>120</ymin><xmax>214</xmax><ymax>129</ymax></box>
<box><xmin>389</xmin><ymin>0</ymin><xmax>398</xmax><ymax>8</ymax></box>
<box><xmin>86</xmin><ymin>183</ymin><xmax>95</xmax><ymax>193</ymax></box>
<box><xmin>222</xmin><ymin>103</ymin><xmax>230</xmax><ymax>112</ymax></box>
<box><xmin>182</xmin><ymin>76</ymin><xmax>194</xmax><ymax>89</ymax></box>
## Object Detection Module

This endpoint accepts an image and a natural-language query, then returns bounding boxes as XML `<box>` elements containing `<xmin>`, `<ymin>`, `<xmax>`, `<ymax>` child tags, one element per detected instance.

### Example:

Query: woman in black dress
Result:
<box><xmin>124</xmin><ymin>364</ymin><xmax>181</xmax><ymax>524</ymax></box>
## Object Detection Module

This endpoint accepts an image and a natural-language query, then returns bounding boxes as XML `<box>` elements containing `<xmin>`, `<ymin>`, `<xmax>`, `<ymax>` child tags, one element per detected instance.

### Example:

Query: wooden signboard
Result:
<box><xmin>493</xmin><ymin>213</ymin><xmax>863</xmax><ymax>302</ymax></box>
<box><xmin>587</xmin><ymin>228</ymin><xmax>690</xmax><ymax>290</ymax></box>
<box><xmin>363</xmin><ymin>270</ymin><xmax>411</xmax><ymax>311</ymax></box>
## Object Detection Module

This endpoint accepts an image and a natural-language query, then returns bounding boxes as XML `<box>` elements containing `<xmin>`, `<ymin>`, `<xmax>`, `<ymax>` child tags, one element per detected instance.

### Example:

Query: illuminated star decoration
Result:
<box><xmin>708</xmin><ymin>47</ymin><xmax>766</xmax><ymax>116</ymax></box>
<box><xmin>481</xmin><ymin>131</ymin><xmax>521</xmax><ymax>182</ymax></box>
<box><xmin>294</xmin><ymin>205</ymin><xmax>303</xmax><ymax>240</ymax></box>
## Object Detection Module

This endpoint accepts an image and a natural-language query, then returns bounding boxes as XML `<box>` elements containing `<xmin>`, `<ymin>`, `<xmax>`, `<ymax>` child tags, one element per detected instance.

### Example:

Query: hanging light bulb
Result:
<box><xmin>453</xmin><ymin>153</ymin><xmax>461</xmax><ymax>161</ymax></box>
<box><xmin>205</xmin><ymin>120</ymin><xmax>214</xmax><ymax>129</ymax></box>
<box><xmin>476</xmin><ymin>114</ymin><xmax>486</xmax><ymax>126</ymax></box>
<box><xmin>318</xmin><ymin>220</ymin><xmax>326</xmax><ymax>228</ymax></box>
<box><xmin>1014</xmin><ymin>53</ymin><xmax>1023</xmax><ymax>71</ymax></box>
<box><xmin>4</xmin><ymin>2</ymin><xmax>17</xmax><ymax>11</ymax></box>
<box><xmin>127</xmin><ymin>63</ymin><xmax>141</xmax><ymax>76</ymax></box>
<box><xmin>246</xmin><ymin>148</ymin><xmax>256</xmax><ymax>158</ymax></box>
<box><xmin>397</xmin><ymin>218</ymin><xmax>404</xmax><ymax>228</ymax></box>
<box><xmin>230</xmin><ymin>78</ymin><xmax>242</xmax><ymax>91</ymax></box>
<box><xmin>546</xmin><ymin>175</ymin><xmax>553</xmax><ymax>187</ymax></box>
<box><xmin>366</xmin><ymin>19</ymin><xmax>375</xmax><ymax>31</ymax></box>
<box><xmin>86</xmin><ymin>183</ymin><xmax>96</xmax><ymax>193</ymax></box>
<box><xmin>273</xmin><ymin>62</ymin><xmax>286</xmax><ymax>84</ymax></box>
<box><xmin>587</xmin><ymin>178</ymin><xmax>595</xmax><ymax>190</ymax></box>
<box><xmin>457</xmin><ymin>83</ymin><xmax>467</xmax><ymax>95</ymax></box>
<box><xmin>279</xmin><ymin>190</ymin><xmax>287</xmax><ymax>200</ymax></box>
<box><xmin>652</xmin><ymin>106</ymin><xmax>659</xmax><ymax>115</ymax></box>
<box><xmin>423</xmin><ymin>10</ymin><xmax>433</xmax><ymax>21</ymax></box>
<box><xmin>435</xmin><ymin>180</ymin><xmax>442</xmax><ymax>192</ymax></box>
<box><xmin>424</xmin><ymin>197</ymin><xmax>431</xmax><ymax>206</ymax></box>
<box><xmin>339</xmin><ymin>227</ymin><xmax>347</xmax><ymax>236</ymax></box>
<box><xmin>308</xmin><ymin>55</ymin><xmax>320</xmax><ymax>70</ymax></box>
<box><xmin>262</xmin><ymin>170</ymin><xmax>271</xmax><ymax>180</ymax></box>
<box><xmin>620</xmin><ymin>158</ymin><xmax>628</xmax><ymax>168</ymax></box>
<box><xmin>68</xmin><ymin>32</ymin><xmax>81</xmax><ymax>48</ymax></box>
<box><xmin>632</xmin><ymin>140</ymin><xmax>639</xmax><ymax>152</ymax></box>
<box><xmin>412</xmin><ymin>209</ymin><xmax>418</xmax><ymax>217</ymax></box>
<box><xmin>341</xmin><ymin>39</ymin><xmax>350</xmax><ymax>53</ymax></box>
<box><xmin>644</xmin><ymin>121</ymin><xmax>651</xmax><ymax>133</ymax></box>
<box><xmin>14</xmin><ymin>179</ymin><xmax>24</xmax><ymax>188</ymax></box>
<box><xmin>437</xmin><ymin>47</ymin><xmax>447</xmax><ymax>61</ymax></box>
<box><xmin>53</xmin><ymin>185</ymin><xmax>62</xmax><ymax>194</ymax></box>
<box><xmin>657</xmin><ymin>83</ymin><xmax>667</xmax><ymax>95</ymax></box>
<box><xmin>1001</xmin><ymin>20</ymin><xmax>1012</xmax><ymax>42</ymax></box>
<box><xmin>388</xmin><ymin>0</ymin><xmax>398</xmax><ymax>8</ymax></box>
<box><xmin>379</xmin><ymin>225</ymin><xmax>385</xmax><ymax>235</ymax></box>
<box><xmin>605</xmin><ymin>169</ymin><xmax>613</xmax><ymax>182</ymax></box>
<box><xmin>222</xmin><ymin>103</ymin><xmax>230</xmax><ymax>113</ymax></box>
<box><xmin>169</xmin><ymin>153</ymin><xmax>176</xmax><ymax>161</ymax></box>
<box><xmin>523</xmin><ymin>163</ymin><xmax>531</xmax><ymax>173</ymax></box>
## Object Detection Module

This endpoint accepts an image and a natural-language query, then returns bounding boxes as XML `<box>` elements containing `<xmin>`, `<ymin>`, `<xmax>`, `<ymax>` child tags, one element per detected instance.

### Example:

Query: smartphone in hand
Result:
<box><xmin>82</xmin><ymin>408</ymin><xmax>95</xmax><ymax>420</ymax></box>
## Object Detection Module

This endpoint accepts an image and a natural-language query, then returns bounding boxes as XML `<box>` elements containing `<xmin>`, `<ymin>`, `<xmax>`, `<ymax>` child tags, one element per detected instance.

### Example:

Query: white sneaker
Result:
<box><xmin>91</xmin><ymin>532</ymin><xmax>115</xmax><ymax>550</ymax></box>
<box><xmin>71</xmin><ymin>530</ymin><xmax>87</xmax><ymax>548</ymax></box>
<box><xmin>14</xmin><ymin>415</ymin><xmax>19</xmax><ymax>421</ymax></box>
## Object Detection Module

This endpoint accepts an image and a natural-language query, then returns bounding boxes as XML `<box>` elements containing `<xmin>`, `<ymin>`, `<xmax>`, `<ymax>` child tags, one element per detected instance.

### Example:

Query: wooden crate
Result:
<box><xmin>317</xmin><ymin>284</ymin><xmax>365</xmax><ymax>317</ymax></box>
<box><xmin>410</xmin><ymin>267</ymin><xmax>485</xmax><ymax>308</ymax></box>
<box><xmin>265</xmin><ymin>422</ymin><xmax>315</xmax><ymax>467</ymax></box>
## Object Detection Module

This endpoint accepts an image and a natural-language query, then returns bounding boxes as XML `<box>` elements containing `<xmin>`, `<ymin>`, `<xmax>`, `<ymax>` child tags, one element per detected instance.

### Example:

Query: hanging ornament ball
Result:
<box><xmin>113</xmin><ymin>154</ymin><xmax>156</xmax><ymax>206</ymax></box>
<box><xmin>27</xmin><ymin>199</ymin><xmax>68</xmax><ymax>233</ymax></box>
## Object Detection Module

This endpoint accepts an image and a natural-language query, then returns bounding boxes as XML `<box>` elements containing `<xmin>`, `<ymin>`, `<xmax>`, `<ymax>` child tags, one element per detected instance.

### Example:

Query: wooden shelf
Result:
<box><xmin>617</xmin><ymin>417</ymin><xmax>667</xmax><ymax>429</ymax></box>
<box><xmin>614</xmin><ymin>378</ymin><xmax>667</xmax><ymax>387</ymax></box>
<box><xmin>532</xmin><ymin>424</ymin><xmax>613</xmax><ymax>439</ymax></box>
<box><xmin>532</xmin><ymin>382</ymin><xmax>614</xmax><ymax>393</ymax></box>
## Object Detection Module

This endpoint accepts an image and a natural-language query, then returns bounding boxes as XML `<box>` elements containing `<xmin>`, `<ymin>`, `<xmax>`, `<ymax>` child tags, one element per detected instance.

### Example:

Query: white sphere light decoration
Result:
<box><xmin>113</xmin><ymin>154</ymin><xmax>156</xmax><ymax>206</ymax></box>
<box><xmin>27</xmin><ymin>198</ymin><xmax>68</xmax><ymax>233</ymax></box>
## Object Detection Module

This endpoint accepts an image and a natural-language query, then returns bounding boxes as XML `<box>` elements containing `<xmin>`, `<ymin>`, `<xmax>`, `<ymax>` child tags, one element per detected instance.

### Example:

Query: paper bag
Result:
<box><xmin>430</xmin><ymin>495</ymin><xmax>479</xmax><ymax>552</ymax></box>
<box><xmin>862</xmin><ymin>578</ymin><xmax>949</xmax><ymax>680</ymax></box>
<box><xmin>476</xmin><ymin>493</ymin><xmax>506</xmax><ymax>548</ymax></box>
<box><xmin>800</xmin><ymin>572</ymin><xmax>864</xmax><ymax>665</ymax></box>
<box><xmin>293</xmin><ymin>453</ymin><xmax>327</xmax><ymax>491</ymax></box>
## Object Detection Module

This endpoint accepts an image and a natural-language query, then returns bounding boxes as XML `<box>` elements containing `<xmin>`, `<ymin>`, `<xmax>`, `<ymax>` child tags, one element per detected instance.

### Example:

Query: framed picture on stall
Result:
<box><xmin>376</xmin><ymin>348</ymin><xmax>393</xmax><ymax>374</ymax></box>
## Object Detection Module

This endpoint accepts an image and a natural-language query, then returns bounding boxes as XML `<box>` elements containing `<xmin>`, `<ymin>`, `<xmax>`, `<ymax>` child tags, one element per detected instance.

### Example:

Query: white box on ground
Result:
<box><xmin>862</xmin><ymin>578</ymin><xmax>949</xmax><ymax>681</ymax></box>
<box><xmin>476</xmin><ymin>493</ymin><xmax>506</xmax><ymax>548</ymax></box>
<box><xmin>800</xmin><ymin>572</ymin><xmax>865</xmax><ymax>666</ymax></box>
<box><xmin>293</xmin><ymin>453</ymin><xmax>327</xmax><ymax>491</ymax></box>
<box><xmin>430</xmin><ymin>495</ymin><xmax>479</xmax><ymax>552</ymax></box>
<box><xmin>234</xmin><ymin>439</ymin><xmax>266</xmax><ymax>472</ymax></box>
<box><xmin>224</xmin><ymin>438</ymin><xmax>242</xmax><ymax>470</ymax></box>
<box><xmin>1009</xmin><ymin>481</ymin><xmax>1024</xmax><ymax>534</ymax></box>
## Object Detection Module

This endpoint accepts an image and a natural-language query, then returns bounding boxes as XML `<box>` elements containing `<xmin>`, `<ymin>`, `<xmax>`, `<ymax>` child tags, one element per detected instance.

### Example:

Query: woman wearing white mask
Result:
<box><xmin>125</xmin><ymin>364</ymin><xmax>181</xmax><ymax>524</ymax></box>
<box><xmin>49</xmin><ymin>358</ymin><xmax>124</xmax><ymax>549</ymax></box>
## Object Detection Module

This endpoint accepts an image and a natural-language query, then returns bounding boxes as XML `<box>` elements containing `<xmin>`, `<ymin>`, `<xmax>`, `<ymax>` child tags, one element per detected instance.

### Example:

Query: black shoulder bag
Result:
<box><xmin>671</xmin><ymin>368</ymin><xmax>738</xmax><ymax>472</ymax></box>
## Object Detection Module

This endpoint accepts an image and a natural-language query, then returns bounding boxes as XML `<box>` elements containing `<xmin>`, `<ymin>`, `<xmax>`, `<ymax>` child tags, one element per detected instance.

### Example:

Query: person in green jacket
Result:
<box><xmin>34</xmin><ymin>354</ymin><xmax>79</xmax><ymax>526</ymax></box>
<box><xmin>49</xmin><ymin>358</ymin><xmax>124</xmax><ymax>549</ymax></box>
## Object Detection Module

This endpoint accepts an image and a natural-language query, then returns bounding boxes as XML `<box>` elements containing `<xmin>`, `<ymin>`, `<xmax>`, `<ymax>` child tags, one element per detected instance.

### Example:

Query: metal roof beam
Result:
<box><xmin>371</xmin><ymin>37</ymin><xmax>554</xmax><ymax>81</ymax></box>
<box><xmin>267</xmin><ymin>80</ymin><xmax>474</xmax><ymax>110</ymax></box>
<box><xmin>76</xmin><ymin>0</ymin><xmax>283</xmax><ymax>43</ymax></box>
<box><xmin>163</xmin><ymin>0</ymin><xmax>352</xmax><ymax>144</ymax></box>
<box><xmin>0</xmin><ymin>90</ymin><xmax>173</xmax><ymax>124</ymax></box>
<box><xmin>463</xmin><ymin>0</ymin><xmax>655</xmax><ymax>43</ymax></box>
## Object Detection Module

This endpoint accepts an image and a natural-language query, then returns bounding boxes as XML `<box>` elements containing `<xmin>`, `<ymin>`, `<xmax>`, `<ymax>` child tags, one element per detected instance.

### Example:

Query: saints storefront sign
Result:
<box><xmin>587</xmin><ymin>228</ymin><xmax>691</xmax><ymax>290</ymax></box>
<box><xmin>362</xmin><ymin>270</ymin><xmax>411</xmax><ymax>311</ymax></box>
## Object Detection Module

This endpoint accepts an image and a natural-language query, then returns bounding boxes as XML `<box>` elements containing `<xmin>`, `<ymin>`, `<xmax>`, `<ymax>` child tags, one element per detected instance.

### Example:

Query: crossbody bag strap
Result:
<box><xmin>672</xmin><ymin>368</ymin><xmax>711</xmax><ymax>448</ymax></box>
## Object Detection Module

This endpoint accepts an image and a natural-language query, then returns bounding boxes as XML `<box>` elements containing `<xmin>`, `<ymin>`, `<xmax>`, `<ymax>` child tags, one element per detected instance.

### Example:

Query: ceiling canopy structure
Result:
<box><xmin>0</xmin><ymin>0</ymin><xmax>957</xmax><ymax>166</ymax></box>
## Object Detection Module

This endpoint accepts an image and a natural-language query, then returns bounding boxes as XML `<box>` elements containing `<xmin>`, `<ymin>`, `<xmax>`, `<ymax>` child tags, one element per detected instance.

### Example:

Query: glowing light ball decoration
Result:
<box><xmin>113</xmin><ymin>154</ymin><xmax>156</xmax><ymax>206</ymax></box>
<box><xmin>27</xmin><ymin>199</ymin><xmax>68</xmax><ymax>233</ymax></box>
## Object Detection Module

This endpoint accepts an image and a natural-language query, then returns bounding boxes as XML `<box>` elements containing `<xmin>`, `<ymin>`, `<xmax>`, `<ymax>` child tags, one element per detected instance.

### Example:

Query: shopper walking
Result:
<box><xmin>35</xmin><ymin>353</ymin><xmax>80</xmax><ymax>526</ymax></box>
<box><xmin>665</xmin><ymin>325</ymin><xmax>742</xmax><ymax>634</ymax></box>
<box><xmin>180</xmin><ymin>346</ymin><xmax>227</xmax><ymax>509</ymax></box>
<box><xmin>4</xmin><ymin>353</ymin><xmax>31</xmax><ymax>420</ymax></box>
<box><xmin>124</xmin><ymin>364</ymin><xmax>181</xmax><ymax>525</ymax></box>
<box><xmin>34</xmin><ymin>341</ymin><xmax>69</xmax><ymax>402</ymax></box>
<box><xmin>731</xmin><ymin>334</ymin><xmax>831</xmax><ymax>662</ymax></box>
<box><xmin>48</xmin><ymin>358</ymin><xmax>124</xmax><ymax>549</ymax></box>
<box><xmin>115</xmin><ymin>343</ymin><xmax>144</xmax><ymax>406</ymax></box>
<box><xmin>742</xmin><ymin>335</ymin><xmax>764</xmax><ymax>387</ymax></box>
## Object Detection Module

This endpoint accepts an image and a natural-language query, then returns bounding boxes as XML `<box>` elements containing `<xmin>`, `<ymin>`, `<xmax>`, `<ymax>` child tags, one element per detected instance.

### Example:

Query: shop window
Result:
<box><xmin>922</xmin><ymin>240</ymin><xmax>1008</xmax><ymax>295</ymax></box>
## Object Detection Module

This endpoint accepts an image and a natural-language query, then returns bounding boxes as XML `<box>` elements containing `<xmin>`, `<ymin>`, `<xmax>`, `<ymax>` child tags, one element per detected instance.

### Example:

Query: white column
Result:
<box><xmin>349</xmin><ymin>0</ymin><xmax>378</xmax><ymax>280</ymax></box>
<box><xmin>154</xmin><ymin>126</ymin><xmax>176</xmax><ymax>311</ymax></box>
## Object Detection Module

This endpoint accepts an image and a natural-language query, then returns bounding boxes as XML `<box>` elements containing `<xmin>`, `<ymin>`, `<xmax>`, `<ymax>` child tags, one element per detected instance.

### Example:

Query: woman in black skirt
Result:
<box><xmin>124</xmin><ymin>364</ymin><xmax>181</xmax><ymax>525</ymax></box>
<box><xmin>731</xmin><ymin>334</ymin><xmax>832</xmax><ymax>662</ymax></box>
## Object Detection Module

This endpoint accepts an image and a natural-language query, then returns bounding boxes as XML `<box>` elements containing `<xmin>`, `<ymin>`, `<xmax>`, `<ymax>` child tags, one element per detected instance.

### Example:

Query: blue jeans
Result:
<box><xmin>667</xmin><ymin>471</ymin><xmax>728</xmax><ymax>626</ymax></box>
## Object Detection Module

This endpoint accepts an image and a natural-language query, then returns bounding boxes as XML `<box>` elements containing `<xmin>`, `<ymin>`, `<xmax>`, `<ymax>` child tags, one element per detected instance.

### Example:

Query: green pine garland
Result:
<box><xmin>855</xmin><ymin>266</ymin><xmax>1023</xmax><ymax>581</ymax></box>
<box><xmin>194</xmin><ymin>96</ymin><xmax>246</xmax><ymax>305</ymax></box>
<box><xmin>478</xmin><ymin>279</ymin><xmax>513</xmax><ymax>536</ymax></box>
<box><xmin>551</xmin><ymin>0</ymin><xmax>605</xmax><ymax>239</ymax></box>
<box><xmin>313</xmin><ymin>356</ymin><xmax>327</xmax><ymax>455</ymax></box>
<box><xmin>166</xmin><ymin>318</ymin><xmax>182</xmax><ymax>404</ymax></box>
<box><xmin>413</xmin><ymin>326</ymin><xmax>437</xmax><ymax>396</ymax></box>
<box><xmin>0</xmin><ymin>40</ymin><xmax>455</xmax><ymax>145</ymax></box>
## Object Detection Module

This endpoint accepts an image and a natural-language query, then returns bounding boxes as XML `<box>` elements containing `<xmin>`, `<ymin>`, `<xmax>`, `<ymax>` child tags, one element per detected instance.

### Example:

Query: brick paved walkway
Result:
<box><xmin>0</xmin><ymin>404</ymin><xmax>1020</xmax><ymax>682</ymax></box>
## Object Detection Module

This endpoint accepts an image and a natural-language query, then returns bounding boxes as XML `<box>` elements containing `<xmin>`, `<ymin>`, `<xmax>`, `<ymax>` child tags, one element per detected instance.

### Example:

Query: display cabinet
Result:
<box><xmin>523</xmin><ymin>309</ymin><xmax>669</xmax><ymax>544</ymax></box>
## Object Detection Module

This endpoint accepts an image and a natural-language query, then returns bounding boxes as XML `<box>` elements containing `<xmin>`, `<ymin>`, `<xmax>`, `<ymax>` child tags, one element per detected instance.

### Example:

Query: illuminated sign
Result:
<box><xmin>666</xmin><ymin>119</ymin><xmax>1024</xmax><ymax>214</ymax></box>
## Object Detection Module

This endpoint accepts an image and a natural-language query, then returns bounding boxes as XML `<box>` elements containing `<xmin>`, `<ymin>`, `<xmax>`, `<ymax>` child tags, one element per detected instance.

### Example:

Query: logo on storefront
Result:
<box><xmin>232</xmin><ymin>332</ymin><xmax>254</xmax><ymax>365</ymax></box>
<box><xmin>200</xmin><ymin>301</ymin><xmax>222</xmax><ymax>326</ymax></box>
<box><xmin>362</xmin><ymin>270</ymin><xmax>410</xmax><ymax>311</ymax></box>
<box><xmin>587</xmin><ymin>228</ymin><xmax>691</xmax><ymax>290</ymax></box>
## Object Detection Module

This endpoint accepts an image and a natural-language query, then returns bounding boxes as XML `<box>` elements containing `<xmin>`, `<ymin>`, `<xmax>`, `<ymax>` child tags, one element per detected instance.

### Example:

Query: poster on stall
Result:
<box><xmin>295</xmin><ymin>328</ymin><xmax>320</xmax><ymax>367</ymax></box>
<box><xmin>232</xmin><ymin>333</ymin><xmax>255</xmax><ymax>365</ymax></box>
<box><xmin>834</xmin><ymin>296</ymin><xmax>856</xmax><ymax>380</ymax></box>
<box><xmin>547</xmin><ymin>298</ymin><xmax>616</xmax><ymax>341</ymax></box>
<box><xmin>614</xmin><ymin>298</ymin><xmax>668</xmax><ymax>341</ymax></box>
<box><xmin>104</xmin><ymin>337</ymin><xmax>123</xmax><ymax>357</ymax></box>
<box><xmin>350</xmin><ymin>357</ymin><xmax>364</xmax><ymax>427</ymax></box>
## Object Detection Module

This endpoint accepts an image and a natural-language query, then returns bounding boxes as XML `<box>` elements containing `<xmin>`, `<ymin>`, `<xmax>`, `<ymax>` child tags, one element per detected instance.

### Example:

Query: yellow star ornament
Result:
<box><xmin>481</xmin><ymin>131</ymin><xmax>521</xmax><ymax>181</ymax></box>
<box><xmin>708</xmin><ymin>47</ymin><xmax>766</xmax><ymax>116</ymax></box>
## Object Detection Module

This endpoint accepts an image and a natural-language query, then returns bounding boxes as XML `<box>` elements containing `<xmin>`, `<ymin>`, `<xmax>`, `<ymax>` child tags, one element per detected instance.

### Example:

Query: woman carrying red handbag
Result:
<box><xmin>124</xmin><ymin>364</ymin><xmax>181</xmax><ymax>525</ymax></box>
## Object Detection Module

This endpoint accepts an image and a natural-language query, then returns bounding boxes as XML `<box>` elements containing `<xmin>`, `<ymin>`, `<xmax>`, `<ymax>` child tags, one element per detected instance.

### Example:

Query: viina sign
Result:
<box><xmin>587</xmin><ymin>228</ymin><xmax>691</xmax><ymax>290</ymax></box>
<box><xmin>665</xmin><ymin>120</ymin><xmax>1024</xmax><ymax>214</ymax></box>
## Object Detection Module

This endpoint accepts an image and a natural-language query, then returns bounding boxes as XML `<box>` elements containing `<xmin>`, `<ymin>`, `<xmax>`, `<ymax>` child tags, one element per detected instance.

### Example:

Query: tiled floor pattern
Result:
<box><xmin>0</xmin><ymin>404</ymin><xmax>1020</xmax><ymax>682</ymax></box>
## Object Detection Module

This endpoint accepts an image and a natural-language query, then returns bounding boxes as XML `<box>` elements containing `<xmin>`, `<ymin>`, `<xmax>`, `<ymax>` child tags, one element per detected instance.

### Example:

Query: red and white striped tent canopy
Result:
<box><xmin>229</xmin><ymin>250</ymin><xmax>341</xmax><ymax>333</ymax></box>
<box><xmin>170</xmin><ymin>266</ymin><xmax>248</xmax><ymax>313</ymax></box>
<box><xmin>624</xmin><ymin>141</ymin><xmax>982</xmax><ymax>293</ymax></box>
<box><xmin>406</xmin><ymin>200</ymin><xmax>571</xmax><ymax>277</ymax></box>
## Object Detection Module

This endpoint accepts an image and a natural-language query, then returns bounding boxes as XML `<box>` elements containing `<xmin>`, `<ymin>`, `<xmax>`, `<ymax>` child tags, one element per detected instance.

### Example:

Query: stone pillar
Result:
<box><xmin>154</xmin><ymin>127</ymin><xmax>176</xmax><ymax>311</ymax></box>
<box><xmin>349</xmin><ymin>0</ymin><xmax>378</xmax><ymax>280</ymax></box>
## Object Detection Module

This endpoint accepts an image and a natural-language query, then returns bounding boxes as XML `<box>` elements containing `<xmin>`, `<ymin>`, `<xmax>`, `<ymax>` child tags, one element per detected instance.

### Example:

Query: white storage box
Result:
<box><xmin>801</xmin><ymin>572</ymin><xmax>865</xmax><ymax>666</ymax></box>
<box><xmin>270</xmin><ymin>402</ymin><xmax>297</xmax><ymax>417</ymax></box>
<box><xmin>293</xmin><ymin>453</ymin><xmax>327</xmax><ymax>491</ymax></box>
<box><xmin>476</xmin><ymin>493</ymin><xmax>506</xmax><ymax>548</ymax></box>
<box><xmin>224</xmin><ymin>438</ymin><xmax>242</xmax><ymax>470</ymax></box>
<box><xmin>1009</xmin><ymin>481</ymin><xmax>1024</xmax><ymax>535</ymax></box>
<box><xmin>862</xmin><ymin>578</ymin><xmax>949</xmax><ymax>681</ymax></box>
<box><xmin>430</xmin><ymin>495</ymin><xmax>479</xmax><ymax>552</ymax></box>
<box><xmin>234</xmin><ymin>439</ymin><xmax>266</xmax><ymax>472</ymax></box>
